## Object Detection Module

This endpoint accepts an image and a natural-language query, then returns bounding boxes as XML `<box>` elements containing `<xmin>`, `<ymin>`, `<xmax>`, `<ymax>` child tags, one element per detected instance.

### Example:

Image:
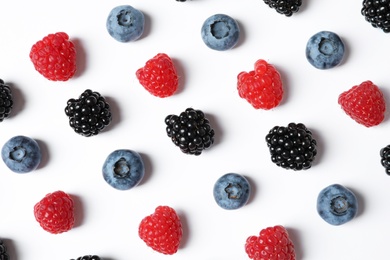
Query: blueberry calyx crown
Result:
<box><xmin>113</xmin><ymin>157</ymin><xmax>131</xmax><ymax>178</ymax></box>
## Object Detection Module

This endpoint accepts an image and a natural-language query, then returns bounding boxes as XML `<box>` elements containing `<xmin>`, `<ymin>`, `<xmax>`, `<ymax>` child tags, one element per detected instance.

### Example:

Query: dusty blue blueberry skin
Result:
<box><xmin>201</xmin><ymin>14</ymin><xmax>240</xmax><ymax>51</ymax></box>
<box><xmin>102</xmin><ymin>149</ymin><xmax>145</xmax><ymax>190</ymax></box>
<box><xmin>213</xmin><ymin>173</ymin><xmax>250</xmax><ymax>210</ymax></box>
<box><xmin>306</xmin><ymin>31</ymin><xmax>345</xmax><ymax>70</ymax></box>
<box><xmin>317</xmin><ymin>184</ymin><xmax>358</xmax><ymax>226</ymax></box>
<box><xmin>106</xmin><ymin>5</ymin><xmax>145</xmax><ymax>43</ymax></box>
<box><xmin>1</xmin><ymin>135</ymin><xmax>41</xmax><ymax>173</ymax></box>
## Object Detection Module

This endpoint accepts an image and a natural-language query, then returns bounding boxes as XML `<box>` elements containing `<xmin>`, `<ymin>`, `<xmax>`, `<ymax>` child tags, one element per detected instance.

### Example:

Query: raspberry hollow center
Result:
<box><xmin>211</xmin><ymin>21</ymin><xmax>230</xmax><ymax>39</ymax></box>
<box><xmin>225</xmin><ymin>183</ymin><xmax>242</xmax><ymax>199</ymax></box>
<box><xmin>330</xmin><ymin>196</ymin><xmax>348</xmax><ymax>215</ymax></box>
<box><xmin>114</xmin><ymin>158</ymin><xmax>130</xmax><ymax>178</ymax></box>
<box><xmin>117</xmin><ymin>10</ymin><xmax>133</xmax><ymax>27</ymax></box>
<box><xmin>319</xmin><ymin>38</ymin><xmax>336</xmax><ymax>56</ymax></box>
<box><xmin>10</xmin><ymin>146</ymin><xmax>26</xmax><ymax>162</ymax></box>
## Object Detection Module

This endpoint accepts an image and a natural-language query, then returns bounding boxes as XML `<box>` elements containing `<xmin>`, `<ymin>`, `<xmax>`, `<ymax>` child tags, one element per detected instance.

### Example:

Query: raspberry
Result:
<box><xmin>237</xmin><ymin>59</ymin><xmax>283</xmax><ymax>110</ymax></box>
<box><xmin>338</xmin><ymin>80</ymin><xmax>386</xmax><ymax>127</ymax></box>
<box><xmin>263</xmin><ymin>0</ymin><xmax>302</xmax><ymax>17</ymax></box>
<box><xmin>361</xmin><ymin>0</ymin><xmax>390</xmax><ymax>33</ymax></box>
<box><xmin>136</xmin><ymin>53</ymin><xmax>178</xmax><ymax>98</ymax></box>
<box><xmin>245</xmin><ymin>225</ymin><xmax>296</xmax><ymax>260</ymax></box>
<box><xmin>29</xmin><ymin>32</ymin><xmax>76</xmax><ymax>81</ymax></box>
<box><xmin>265</xmin><ymin>122</ymin><xmax>317</xmax><ymax>171</ymax></box>
<box><xmin>138</xmin><ymin>205</ymin><xmax>182</xmax><ymax>255</ymax></box>
<box><xmin>165</xmin><ymin>108</ymin><xmax>215</xmax><ymax>155</ymax></box>
<box><xmin>65</xmin><ymin>89</ymin><xmax>112</xmax><ymax>137</ymax></box>
<box><xmin>0</xmin><ymin>79</ymin><xmax>13</xmax><ymax>122</ymax></box>
<box><xmin>33</xmin><ymin>190</ymin><xmax>75</xmax><ymax>234</ymax></box>
<box><xmin>380</xmin><ymin>145</ymin><xmax>390</xmax><ymax>175</ymax></box>
<box><xmin>0</xmin><ymin>239</ymin><xmax>10</xmax><ymax>260</ymax></box>
<box><xmin>71</xmin><ymin>255</ymin><xmax>101</xmax><ymax>260</ymax></box>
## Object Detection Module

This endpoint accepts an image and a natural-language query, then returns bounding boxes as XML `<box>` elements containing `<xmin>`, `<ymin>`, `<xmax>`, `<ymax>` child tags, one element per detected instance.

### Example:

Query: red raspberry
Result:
<box><xmin>138</xmin><ymin>205</ymin><xmax>182</xmax><ymax>255</ymax></box>
<box><xmin>29</xmin><ymin>32</ymin><xmax>76</xmax><ymax>81</ymax></box>
<box><xmin>136</xmin><ymin>53</ymin><xmax>178</xmax><ymax>98</ymax></box>
<box><xmin>33</xmin><ymin>190</ymin><xmax>75</xmax><ymax>234</ymax></box>
<box><xmin>338</xmin><ymin>80</ymin><xmax>386</xmax><ymax>127</ymax></box>
<box><xmin>237</xmin><ymin>59</ymin><xmax>283</xmax><ymax>110</ymax></box>
<box><xmin>245</xmin><ymin>225</ymin><xmax>295</xmax><ymax>260</ymax></box>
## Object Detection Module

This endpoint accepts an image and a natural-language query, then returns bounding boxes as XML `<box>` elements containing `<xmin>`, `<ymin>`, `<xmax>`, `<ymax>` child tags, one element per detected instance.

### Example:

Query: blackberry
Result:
<box><xmin>0</xmin><ymin>79</ymin><xmax>13</xmax><ymax>122</ymax></box>
<box><xmin>263</xmin><ymin>0</ymin><xmax>302</xmax><ymax>17</ymax></box>
<box><xmin>361</xmin><ymin>0</ymin><xmax>390</xmax><ymax>33</ymax></box>
<box><xmin>265</xmin><ymin>122</ymin><xmax>317</xmax><ymax>170</ymax></box>
<box><xmin>380</xmin><ymin>145</ymin><xmax>390</xmax><ymax>175</ymax></box>
<box><xmin>165</xmin><ymin>108</ymin><xmax>215</xmax><ymax>155</ymax></box>
<box><xmin>0</xmin><ymin>239</ymin><xmax>10</xmax><ymax>260</ymax></box>
<box><xmin>65</xmin><ymin>89</ymin><xmax>112</xmax><ymax>137</ymax></box>
<box><xmin>71</xmin><ymin>256</ymin><xmax>101</xmax><ymax>260</ymax></box>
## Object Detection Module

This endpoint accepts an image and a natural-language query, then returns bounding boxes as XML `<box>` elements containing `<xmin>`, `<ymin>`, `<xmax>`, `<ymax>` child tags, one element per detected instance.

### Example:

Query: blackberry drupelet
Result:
<box><xmin>263</xmin><ymin>0</ymin><xmax>302</xmax><ymax>17</ymax></box>
<box><xmin>71</xmin><ymin>256</ymin><xmax>101</xmax><ymax>260</ymax></box>
<box><xmin>265</xmin><ymin>122</ymin><xmax>317</xmax><ymax>170</ymax></box>
<box><xmin>165</xmin><ymin>108</ymin><xmax>215</xmax><ymax>155</ymax></box>
<box><xmin>65</xmin><ymin>89</ymin><xmax>112</xmax><ymax>137</ymax></box>
<box><xmin>0</xmin><ymin>79</ymin><xmax>13</xmax><ymax>122</ymax></box>
<box><xmin>380</xmin><ymin>145</ymin><xmax>390</xmax><ymax>175</ymax></box>
<box><xmin>0</xmin><ymin>239</ymin><xmax>10</xmax><ymax>260</ymax></box>
<box><xmin>362</xmin><ymin>0</ymin><xmax>390</xmax><ymax>33</ymax></box>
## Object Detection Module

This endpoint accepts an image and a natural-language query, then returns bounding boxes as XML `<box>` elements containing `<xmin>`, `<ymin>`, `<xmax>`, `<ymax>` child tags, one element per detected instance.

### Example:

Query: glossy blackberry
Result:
<box><xmin>165</xmin><ymin>108</ymin><xmax>215</xmax><ymax>155</ymax></box>
<box><xmin>71</xmin><ymin>256</ymin><xmax>101</xmax><ymax>260</ymax></box>
<box><xmin>265</xmin><ymin>122</ymin><xmax>317</xmax><ymax>170</ymax></box>
<box><xmin>263</xmin><ymin>0</ymin><xmax>302</xmax><ymax>17</ymax></box>
<box><xmin>0</xmin><ymin>79</ymin><xmax>13</xmax><ymax>122</ymax></box>
<box><xmin>361</xmin><ymin>0</ymin><xmax>390</xmax><ymax>33</ymax></box>
<box><xmin>0</xmin><ymin>239</ymin><xmax>10</xmax><ymax>260</ymax></box>
<box><xmin>65</xmin><ymin>89</ymin><xmax>112</xmax><ymax>137</ymax></box>
<box><xmin>380</xmin><ymin>145</ymin><xmax>390</xmax><ymax>175</ymax></box>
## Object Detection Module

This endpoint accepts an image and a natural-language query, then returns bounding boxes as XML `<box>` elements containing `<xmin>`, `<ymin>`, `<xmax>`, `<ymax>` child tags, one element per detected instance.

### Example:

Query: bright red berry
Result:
<box><xmin>245</xmin><ymin>225</ymin><xmax>295</xmax><ymax>260</ymax></box>
<box><xmin>338</xmin><ymin>80</ymin><xmax>386</xmax><ymax>127</ymax></box>
<box><xmin>138</xmin><ymin>205</ymin><xmax>182</xmax><ymax>255</ymax></box>
<box><xmin>29</xmin><ymin>32</ymin><xmax>77</xmax><ymax>81</ymax></box>
<box><xmin>33</xmin><ymin>190</ymin><xmax>75</xmax><ymax>234</ymax></box>
<box><xmin>136</xmin><ymin>53</ymin><xmax>178</xmax><ymax>98</ymax></box>
<box><xmin>237</xmin><ymin>59</ymin><xmax>283</xmax><ymax>110</ymax></box>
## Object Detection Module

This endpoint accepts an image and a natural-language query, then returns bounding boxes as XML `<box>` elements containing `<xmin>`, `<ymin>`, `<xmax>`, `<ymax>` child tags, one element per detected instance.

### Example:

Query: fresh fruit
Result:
<box><xmin>317</xmin><ymin>184</ymin><xmax>358</xmax><ymax>226</ymax></box>
<box><xmin>165</xmin><ymin>107</ymin><xmax>215</xmax><ymax>155</ymax></box>
<box><xmin>338</xmin><ymin>80</ymin><xmax>386</xmax><ymax>127</ymax></box>
<box><xmin>106</xmin><ymin>5</ymin><xmax>145</xmax><ymax>42</ymax></box>
<box><xmin>1</xmin><ymin>135</ymin><xmax>42</xmax><ymax>173</ymax></box>
<box><xmin>213</xmin><ymin>173</ymin><xmax>251</xmax><ymax>210</ymax></box>
<box><xmin>0</xmin><ymin>239</ymin><xmax>10</xmax><ymax>260</ymax></box>
<box><xmin>245</xmin><ymin>225</ymin><xmax>296</xmax><ymax>260</ymax></box>
<box><xmin>305</xmin><ymin>31</ymin><xmax>345</xmax><ymax>70</ymax></box>
<box><xmin>34</xmin><ymin>190</ymin><xmax>75</xmax><ymax>234</ymax></box>
<box><xmin>29</xmin><ymin>32</ymin><xmax>76</xmax><ymax>81</ymax></box>
<box><xmin>380</xmin><ymin>145</ymin><xmax>390</xmax><ymax>175</ymax></box>
<box><xmin>263</xmin><ymin>0</ymin><xmax>302</xmax><ymax>17</ymax></box>
<box><xmin>201</xmin><ymin>14</ymin><xmax>240</xmax><ymax>51</ymax></box>
<box><xmin>139</xmin><ymin>205</ymin><xmax>182</xmax><ymax>255</ymax></box>
<box><xmin>102</xmin><ymin>149</ymin><xmax>145</xmax><ymax>190</ymax></box>
<box><xmin>361</xmin><ymin>0</ymin><xmax>390</xmax><ymax>33</ymax></box>
<box><xmin>71</xmin><ymin>255</ymin><xmax>101</xmax><ymax>260</ymax></box>
<box><xmin>65</xmin><ymin>89</ymin><xmax>112</xmax><ymax>137</ymax></box>
<box><xmin>265</xmin><ymin>122</ymin><xmax>317</xmax><ymax>170</ymax></box>
<box><xmin>136</xmin><ymin>53</ymin><xmax>178</xmax><ymax>98</ymax></box>
<box><xmin>237</xmin><ymin>59</ymin><xmax>283</xmax><ymax>110</ymax></box>
<box><xmin>0</xmin><ymin>79</ymin><xmax>13</xmax><ymax>122</ymax></box>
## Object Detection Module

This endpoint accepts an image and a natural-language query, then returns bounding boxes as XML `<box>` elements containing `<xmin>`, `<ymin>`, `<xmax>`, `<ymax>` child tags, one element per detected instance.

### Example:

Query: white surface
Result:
<box><xmin>1</xmin><ymin>0</ymin><xmax>390</xmax><ymax>259</ymax></box>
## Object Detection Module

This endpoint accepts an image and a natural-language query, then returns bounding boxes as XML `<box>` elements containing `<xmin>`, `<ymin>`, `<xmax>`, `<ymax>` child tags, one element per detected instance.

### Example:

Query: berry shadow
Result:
<box><xmin>338</xmin><ymin>35</ymin><xmax>350</xmax><ymax>68</ymax></box>
<box><xmin>7</xmin><ymin>82</ymin><xmax>25</xmax><ymax>119</ymax></box>
<box><xmin>101</xmin><ymin>96</ymin><xmax>121</xmax><ymax>134</ymax></box>
<box><xmin>70</xmin><ymin>194</ymin><xmax>85</xmax><ymax>229</ymax></box>
<box><xmin>35</xmin><ymin>139</ymin><xmax>50</xmax><ymax>170</ymax></box>
<box><xmin>171</xmin><ymin>58</ymin><xmax>186</xmax><ymax>96</ymax></box>
<box><xmin>298</xmin><ymin>0</ymin><xmax>310</xmax><ymax>14</ymax></box>
<box><xmin>234</xmin><ymin>19</ymin><xmax>246</xmax><ymax>49</ymax></box>
<box><xmin>285</xmin><ymin>227</ymin><xmax>304</xmax><ymax>259</ymax></box>
<box><xmin>308</xmin><ymin>127</ymin><xmax>325</xmax><ymax>169</ymax></box>
<box><xmin>138</xmin><ymin>10</ymin><xmax>151</xmax><ymax>41</ymax></box>
<box><xmin>379</xmin><ymin>87</ymin><xmax>390</xmax><ymax>125</ymax></box>
<box><xmin>2</xmin><ymin>238</ymin><xmax>18</xmax><ymax>260</ymax></box>
<box><xmin>204</xmin><ymin>112</ymin><xmax>223</xmax><ymax>149</ymax></box>
<box><xmin>275</xmin><ymin>65</ymin><xmax>290</xmax><ymax>108</ymax></box>
<box><xmin>137</xmin><ymin>152</ymin><xmax>153</xmax><ymax>186</ymax></box>
<box><xmin>347</xmin><ymin>186</ymin><xmax>365</xmax><ymax>219</ymax></box>
<box><xmin>177</xmin><ymin>210</ymin><xmax>190</xmax><ymax>250</ymax></box>
<box><xmin>72</xmin><ymin>38</ymin><xmax>87</xmax><ymax>79</ymax></box>
<box><xmin>243</xmin><ymin>174</ymin><xmax>257</xmax><ymax>206</ymax></box>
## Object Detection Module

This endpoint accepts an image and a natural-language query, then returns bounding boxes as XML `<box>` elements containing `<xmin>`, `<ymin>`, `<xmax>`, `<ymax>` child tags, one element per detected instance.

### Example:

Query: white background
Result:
<box><xmin>1</xmin><ymin>0</ymin><xmax>390</xmax><ymax>259</ymax></box>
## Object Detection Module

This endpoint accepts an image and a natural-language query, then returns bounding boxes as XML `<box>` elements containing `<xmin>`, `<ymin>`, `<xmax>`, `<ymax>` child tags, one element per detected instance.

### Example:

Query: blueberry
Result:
<box><xmin>201</xmin><ymin>14</ymin><xmax>240</xmax><ymax>51</ymax></box>
<box><xmin>106</xmin><ymin>5</ymin><xmax>145</xmax><ymax>43</ymax></box>
<box><xmin>305</xmin><ymin>31</ymin><xmax>345</xmax><ymax>70</ymax></box>
<box><xmin>102</xmin><ymin>149</ymin><xmax>145</xmax><ymax>190</ymax></box>
<box><xmin>1</xmin><ymin>135</ymin><xmax>41</xmax><ymax>173</ymax></box>
<box><xmin>213</xmin><ymin>173</ymin><xmax>250</xmax><ymax>210</ymax></box>
<box><xmin>317</xmin><ymin>184</ymin><xmax>358</xmax><ymax>225</ymax></box>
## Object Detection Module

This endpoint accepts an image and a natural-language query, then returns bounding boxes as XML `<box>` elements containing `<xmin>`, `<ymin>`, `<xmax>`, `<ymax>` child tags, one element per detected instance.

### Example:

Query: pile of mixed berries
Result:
<box><xmin>1</xmin><ymin>0</ymin><xmax>390</xmax><ymax>259</ymax></box>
